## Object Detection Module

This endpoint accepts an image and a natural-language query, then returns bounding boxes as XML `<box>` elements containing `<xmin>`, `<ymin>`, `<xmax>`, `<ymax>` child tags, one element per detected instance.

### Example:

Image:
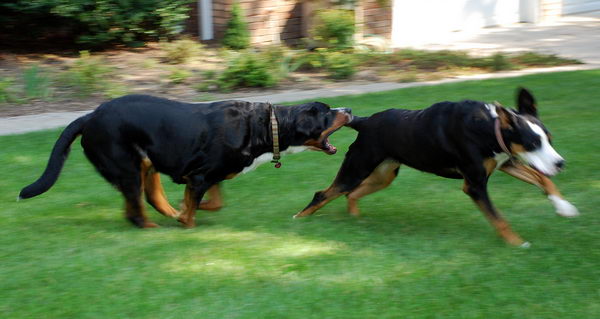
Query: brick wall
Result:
<box><xmin>361</xmin><ymin>0</ymin><xmax>392</xmax><ymax>39</ymax></box>
<box><xmin>212</xmin><ymin>0</ymin><xmax>302</xmax><ymax>45</ymax></box>
<box><xmin>188</xmin><ymin>0</ymin><xmax>392</xmax><ymax>46</ymax></box>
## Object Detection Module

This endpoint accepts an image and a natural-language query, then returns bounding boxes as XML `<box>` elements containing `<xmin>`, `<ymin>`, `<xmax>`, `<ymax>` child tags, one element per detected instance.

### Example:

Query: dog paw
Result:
<box><xmin>549</xmin><ymin>195</ymin><xmax>579</xmax><ymax>217</ymax></box>
<box><xmin>520</xmin><ymin>241</ymin><xmax>531</xmax><ymax>249</ymax></box>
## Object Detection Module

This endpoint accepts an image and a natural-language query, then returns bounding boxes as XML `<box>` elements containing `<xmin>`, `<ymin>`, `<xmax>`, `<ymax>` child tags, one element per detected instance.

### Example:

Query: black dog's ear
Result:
<box><xmin>297</xmin><ymin>117</ymin><xmax>316</xmax><ymax>136</ymax></box>
<box><xmin>517</xmin><ymin>87</ymin><xmax>538</xmax><ymax>117</ymax></box>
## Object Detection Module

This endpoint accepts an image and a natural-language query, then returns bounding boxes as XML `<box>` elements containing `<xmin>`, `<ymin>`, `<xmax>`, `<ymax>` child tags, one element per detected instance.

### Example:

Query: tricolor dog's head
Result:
<box><xmin>496</xmin><ymin>88</ymin><xmax>565</xmax><ymax>176</ymax></box>
<box><xmin>287</xmin><ymin>102</ymin><xmax>352</xmax><ymax>155</ymax></box>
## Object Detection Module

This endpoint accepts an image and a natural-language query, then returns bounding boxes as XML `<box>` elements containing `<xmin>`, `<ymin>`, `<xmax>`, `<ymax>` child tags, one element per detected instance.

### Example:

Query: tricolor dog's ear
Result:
<box><xmin>517</xmin><ymin>87</ymin><xmax>538</xmax><ymax>118</ymax></box>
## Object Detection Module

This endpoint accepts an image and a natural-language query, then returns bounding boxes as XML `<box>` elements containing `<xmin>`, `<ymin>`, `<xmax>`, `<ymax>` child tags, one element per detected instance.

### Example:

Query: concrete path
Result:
<box><xmin>2</xmin><ymin>12</ymin><xmax>599</xmax><ymax>136</ymax></box>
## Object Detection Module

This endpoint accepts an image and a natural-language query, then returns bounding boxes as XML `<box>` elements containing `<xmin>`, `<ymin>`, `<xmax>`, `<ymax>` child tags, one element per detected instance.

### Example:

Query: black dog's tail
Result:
<box><xmin>345</xmin><ymin>116</ymin><xmax>368</xmax><ymax>131</ymax></box>
<box><xmin>19</xmin><ymin>113</ymin><xmax>93</xmax><ymax>200</ymax></box>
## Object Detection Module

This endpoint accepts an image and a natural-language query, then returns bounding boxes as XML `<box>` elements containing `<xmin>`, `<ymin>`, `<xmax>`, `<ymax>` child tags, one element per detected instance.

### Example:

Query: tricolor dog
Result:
<box><xmin>19</xmin><ymin>95</ymin><xmax>352</xmax><ymax>228</ymax></box>
<box><xmin>294</xmin><ymin>88</ymin><xmax>578</xmax><ymax>246</ymax></box>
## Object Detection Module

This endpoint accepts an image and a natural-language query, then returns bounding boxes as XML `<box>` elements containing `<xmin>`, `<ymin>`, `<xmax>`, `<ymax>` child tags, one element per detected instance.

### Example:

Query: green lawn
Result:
<box><xmin>1</xmin><ymin>70</ymin><xmax>599</xmax><ymax>318</ymax></box>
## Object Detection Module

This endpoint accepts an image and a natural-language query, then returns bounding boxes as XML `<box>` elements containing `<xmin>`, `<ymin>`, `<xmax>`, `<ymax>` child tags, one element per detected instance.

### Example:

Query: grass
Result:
<box><xmin>1</xmin><ymin>70</ymin><xmax>600</xmax><ymax>318</ymax></box>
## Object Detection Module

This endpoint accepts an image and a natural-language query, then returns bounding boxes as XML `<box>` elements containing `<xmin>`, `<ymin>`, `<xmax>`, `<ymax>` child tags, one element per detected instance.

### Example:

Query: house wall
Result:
<box><xmin>392</xmin><ymin>0</ymin><xmax>520</xmax><ymax>47</ymax></box>
<box><xmin>362</xmin><ymin>0</ymin><xmax>392</xmax><ymax>38</ymax></box>
<box><xmin>211</xmin><ymin>0</ymin><xmax>303</xmax><ymax>45</ymax></box>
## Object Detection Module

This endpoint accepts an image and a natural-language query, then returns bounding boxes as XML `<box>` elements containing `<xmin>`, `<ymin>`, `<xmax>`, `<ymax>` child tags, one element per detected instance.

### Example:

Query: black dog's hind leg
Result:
<box><xmin>294</xmin><ymin>144</ymin><xmax>386</xmax><ymax>218</ymax></box>
<box><xmin>140</xmin><ymin>159</ymin><xmax>180</xmax><ymax>218</ymax></box>
<box><xmin>83</xmin><ymin>142</ymin><xmax>158</xmax><ymax>228</ymax></box>
<box><xmin>461</xmin><ymin>160</ymin><xmax>526</xmax><ymax>246</ymax></box>
<box><xmin>346</xmin><ymin>161</ymin><xmax>400</xmax><ymax>216</ymax></box>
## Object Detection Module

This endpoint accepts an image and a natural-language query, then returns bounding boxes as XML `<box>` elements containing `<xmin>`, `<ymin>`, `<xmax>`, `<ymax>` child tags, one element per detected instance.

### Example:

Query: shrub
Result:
<box><xmin>490</xmin><ymin>53</ymin><xmax>513</xmax><ymax>71</ymax></box>
<box><xmin>0</xmin><ymin>77</ymin><xmax>18</xmax><ymax>103</ymax></box>
<box><xmin>23</xmin><ymin>64</ymin><xmax>52</xmax><ymax>100</ymax></box>
<box><xmin>217</xmin><ymin>52</ymin><xmax>276</xmax><ymax>91</ymax></box>
<box><xmin>324</xmin><ymin>51</ymin><xmax>356</xmax><ymax>79</ymax></box>
<box><xmin>1</xmin><ymin>0</ymin><xmax>193</xmax><ymax>47</ymax></box>
<box><xmin>222</xmin><ymin>2</ymin><xmax>250</xmax><ymax>50</ymax></box>
<box><xmin>167</xmin><ymin>68</ymin><xmax>193</xmax><ymax>84</ymax></box>
<box><xmin>313</xmin><ymin>9</ymin><xmax>355</xmax><ymax>49</ymax></box>
<box><xmin>60</xmin><ymin>51</ymin><xmax>114</xmax><ymax>97</ymax></box>
<box><xmin>162</xmin><ymin>38</ymin><xmax>203</xmax><ymax>64</ymax></box>
<box><xmin>511</xmin><ymin>52</ymin><xmax>581</xmax><ymax>66</ymax></box>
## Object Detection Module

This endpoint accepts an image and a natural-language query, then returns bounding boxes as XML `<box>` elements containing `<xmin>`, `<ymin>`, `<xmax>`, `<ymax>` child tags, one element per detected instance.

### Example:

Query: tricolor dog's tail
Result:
<box><xmin>19</xmin><ymin>113</ymin><xmax>93</xmax><ymax>200</ymax></box>
<box><xmin>345</xmin><ymin>115</ymin><xmax>369</xmax><ymax>131</ymax></box>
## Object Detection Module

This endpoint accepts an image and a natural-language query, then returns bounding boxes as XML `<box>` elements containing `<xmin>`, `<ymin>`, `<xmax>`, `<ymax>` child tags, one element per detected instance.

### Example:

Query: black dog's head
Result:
<box><xmin>496</xmin><ymin>88</ymin><xmax>565</xmax><ymax>176</ymax></box>
<box><xmin>285</xmin><ymin>102</ymin><xmax>352</xmax><ymax>154</ymax></box>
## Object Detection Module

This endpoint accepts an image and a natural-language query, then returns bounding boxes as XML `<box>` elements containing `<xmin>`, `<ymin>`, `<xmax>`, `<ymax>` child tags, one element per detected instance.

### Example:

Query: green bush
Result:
<box><xmin>1</xmin><ymin>0</ymin><xmax>193</xmax><ymax>47</ymax></box>
<box><xmin>490</xmin><ymin>53</ymin><xmax>513</xmax><ymax>71</ymax></box>
<box><xmin>167</xmin><ymin>68</ymin><xmax>193</xmax><ymax>84</ymax></box>
<box><xmin>313</xmin><ymin>9</ymin><xmax>355</xmax><ymax>49</ymax></box>
<box><xmin>60</xmin><ymin>51</ymin><xmax>114</xmax><ymax>97</ymax></box>
<box><xmin>0</xmin><ymin>77</ymin><xmax>18</xmax><ymax>103</ymax></box>
<box><xmin>23</xmin><ymin>64</ymin><xmax>52</xmax><ymax>100</ymax></box>
<box><xmin>161</xmin><ymin>38</ymin><xmax>203</xmax><ymax>64</ymax></box>
<box><xmin>222</xmin><ymin>2</ymin><xmax>250</xmax><ymax>50</ymax></box>
<box><xmin>324</xmin><ymin>51</ymin><xmax>356</xmax><ymax>79</ymax></box>
<box><xmin>217</xmin><ymin>52</ymin><xmax>276</xmax><ymax>91</ymax></box>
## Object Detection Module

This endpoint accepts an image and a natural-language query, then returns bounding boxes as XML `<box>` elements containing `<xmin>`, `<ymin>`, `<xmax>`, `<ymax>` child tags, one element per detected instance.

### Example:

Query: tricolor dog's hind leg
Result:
<box><xmin>294</xmin><ymin>140</ymin><xmax>387</xmax><ymax>218</ymax></box>
<box><xmin>346</xmin><ymin>160</ymin><xmax>400</xmax><ymax>216</ymax></box>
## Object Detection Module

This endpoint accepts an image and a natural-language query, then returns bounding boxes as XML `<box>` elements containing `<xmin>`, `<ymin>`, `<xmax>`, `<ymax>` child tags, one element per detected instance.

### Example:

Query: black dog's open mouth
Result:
<box><xmin>321</xmin><ymin>130</ymin><xmax>339</xmax><ymax>155</ymax></box>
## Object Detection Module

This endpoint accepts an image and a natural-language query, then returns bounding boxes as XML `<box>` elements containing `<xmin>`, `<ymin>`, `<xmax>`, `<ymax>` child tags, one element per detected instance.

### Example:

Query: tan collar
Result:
<box><xmin>269</xmin><ymin>103</ymin><xmax>281</xmax><ymax>168</ymax></box>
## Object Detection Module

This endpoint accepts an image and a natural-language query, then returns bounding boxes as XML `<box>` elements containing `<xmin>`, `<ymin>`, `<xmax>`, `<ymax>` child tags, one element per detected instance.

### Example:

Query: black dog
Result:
<box><xmin>20</xmin><ymin>95</ymin><xmax>352</xmax><ymax>228</ymax></box>
<box><xmin>294</xmin><ymin>88</ymin><xmax>578</xmax><ymax>246</ymax></box>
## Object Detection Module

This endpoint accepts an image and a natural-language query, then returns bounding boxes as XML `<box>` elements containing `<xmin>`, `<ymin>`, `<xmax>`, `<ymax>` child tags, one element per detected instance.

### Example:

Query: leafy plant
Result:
<box><xmin>0</xmin><ymin>77</ymin><xmax>18</xmax><ymax>103</ymax></box>
<box><xmin>167</xmin><ymin>68</ymin><xmax>193</xmax><ymax>84</ymax></box>
<box><xmin>511</xmin><ymin>52</ymin><xmax>582</xmax><ymax>66</ymax></box>
<box><xmin>217</xmin><ymin>51</ymin><xmax>276</xmax><ymax>91</ymax></box>
<box><xmin>490</xmin><ymin>52</ymin><xmax>513</xmax><ymax>71</ymax></box>
<box><xmin>1</xmin><ymin>0</ymin><xmax>193</xmax><ymax>47</ymax></box>
<box><xmin>161</xmin><ymin>38</ymin><xmax>203</xmax><ymax>64</ymax></box>
<box><xmin>23</xmin><ymin>64</ymin><xmax>52</xmax><ymax>100</ymax></box>
<box><xmin>313</xmin><ymin>9</ymin><xmax>356</xmax><ymax>49</ymax></box>
<box><xmin>324</xmin><ymin>51</ymin><xmax>356</xmax><ymax>79</ymax></box>
<box><xmin>60</xmin><ymin>51</ymin><xmax>113</xmax><ymax>97</ymax></box>
<box><xmin>222</xmin><ymin>2</ymin><xmax>250</xmax><ymax>50</ymax></box>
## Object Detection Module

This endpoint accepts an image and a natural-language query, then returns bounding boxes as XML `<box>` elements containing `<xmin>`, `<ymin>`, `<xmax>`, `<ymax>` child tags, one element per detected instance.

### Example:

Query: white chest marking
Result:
<box><xmin>493</xmin><ymin>152</ymin><xmax>510</xmax><ymax>169</ymax></box>
<box><xmin>485</xmin><ymin>103</ymin><xmax>498</xmax><ymax>118</ymax></box>
<box><xmin>241</xmin><ymin>146</ymin><xmax>308</xmax><ymax>174</ymax></box>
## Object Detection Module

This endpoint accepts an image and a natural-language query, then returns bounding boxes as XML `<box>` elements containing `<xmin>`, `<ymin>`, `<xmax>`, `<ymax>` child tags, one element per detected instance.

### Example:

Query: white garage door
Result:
<box><xmin>563</xmin><ymin>0</ymin><xmax>600</xmax><ymax>14</ymax></box>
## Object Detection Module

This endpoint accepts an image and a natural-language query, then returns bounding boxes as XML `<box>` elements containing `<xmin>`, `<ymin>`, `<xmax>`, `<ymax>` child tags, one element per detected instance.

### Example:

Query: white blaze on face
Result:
<box><xmin>516</xmin><ymin>121</ymin><xmax>564</xmax><ymax>176</ymax></box>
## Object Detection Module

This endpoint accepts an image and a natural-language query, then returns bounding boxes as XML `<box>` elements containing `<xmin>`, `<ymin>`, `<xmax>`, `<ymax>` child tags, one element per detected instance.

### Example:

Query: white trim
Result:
<box><xmin>199</xmin><ymin>0</ymin><xmax>213</xmax><ymax>40</ymax></box>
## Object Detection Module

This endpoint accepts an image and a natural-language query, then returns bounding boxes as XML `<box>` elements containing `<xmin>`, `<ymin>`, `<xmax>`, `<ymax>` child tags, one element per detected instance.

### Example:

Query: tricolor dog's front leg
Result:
<box><xmin>500</xmin><ymin>162</ymin><xmax>579</xmax><ymax>217</ymax></box>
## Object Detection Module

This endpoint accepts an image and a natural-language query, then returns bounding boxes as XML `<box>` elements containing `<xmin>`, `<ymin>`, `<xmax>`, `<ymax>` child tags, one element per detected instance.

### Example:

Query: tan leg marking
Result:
<box><xmin>140</xmin><ymin>159</ymin><xmax>180</xmax><ymax>218</ymax></box>
<box><xmin>483</xmin><ymin>158</ymin><xmax>498</xmax><ymax>177</ymax></box>
<box><xmin>294</xmin><ymin>186</ymin><xmax>345</xmax><ymax>218</ymax></box>
<box><xmin>346</xmin><ymin>161</ymin><xmax>400</xmax><ymax>216</ymax></box>
<box><xmin>199</xmin><ymin>184</ymin><xmax>223</xmax><ymax>211</ymax></box>
<box><xmin>177</xmin><ymin>184</ymin><xmax>197</xmax><ymax>228</ymax></box>
<box><xmin>463</xmin><ymin>181</ymin><xmax>525</xmax><ymax>246</ymax></box>
<box><xmin>500</xmin><ymin>162</ymin><xmax>562</xmax><ymax>197</ymax></box>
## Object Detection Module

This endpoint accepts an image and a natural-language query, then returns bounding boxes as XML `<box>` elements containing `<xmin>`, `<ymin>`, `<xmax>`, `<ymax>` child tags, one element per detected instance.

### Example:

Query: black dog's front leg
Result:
<box><xmin>178</xmin><ymin>174</ymin><xmax>211</xmax><ymax>228</ymax></box>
